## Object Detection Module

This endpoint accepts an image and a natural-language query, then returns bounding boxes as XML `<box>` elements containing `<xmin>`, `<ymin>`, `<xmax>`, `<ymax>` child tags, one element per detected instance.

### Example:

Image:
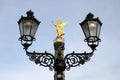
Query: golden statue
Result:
<box><xmin>52</xmin><ymin>16</ymin><xmax>68</xmax><ymax>37</ymax></box>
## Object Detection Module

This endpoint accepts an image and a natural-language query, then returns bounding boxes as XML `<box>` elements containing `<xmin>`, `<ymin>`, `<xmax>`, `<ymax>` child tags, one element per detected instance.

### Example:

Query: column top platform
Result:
<box><xmin>54</xmin><ymin>37</ymin><xmax>64</xmax><ymax>43</ymax></box>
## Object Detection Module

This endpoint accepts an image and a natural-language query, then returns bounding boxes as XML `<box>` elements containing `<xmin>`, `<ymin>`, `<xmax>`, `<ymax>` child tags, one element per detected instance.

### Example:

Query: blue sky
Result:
<box><xmin>0</xmin><ymin>0</ymin><xmax>120</xmax><ymax>80</ymax></box>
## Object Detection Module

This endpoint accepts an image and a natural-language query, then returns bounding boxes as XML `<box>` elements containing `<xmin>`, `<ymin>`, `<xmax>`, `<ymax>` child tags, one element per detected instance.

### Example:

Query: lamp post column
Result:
<box><xmin>54</xmin><ymin>37</ymin><xmax>66</xmax><ymax>80</ymax></box>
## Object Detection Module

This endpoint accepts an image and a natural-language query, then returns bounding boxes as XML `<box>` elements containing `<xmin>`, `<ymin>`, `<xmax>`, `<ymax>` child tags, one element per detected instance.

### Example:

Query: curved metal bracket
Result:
<box><xmin>22</xmin><ymin>38</ymin><xmax>96</xmax><ymax>71</ymax></box>
<box><xmin>64</xmin><ymin>50</ymin><xmax>94</xmax><ymax>71</ymax></box>
<box><xmin>26</xmin><ymin>50</ymin><xmax>55</xmax><ymax>71</ymax></box>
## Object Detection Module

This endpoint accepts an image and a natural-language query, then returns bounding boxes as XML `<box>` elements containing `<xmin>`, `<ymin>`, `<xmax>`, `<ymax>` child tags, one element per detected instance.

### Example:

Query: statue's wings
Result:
<box><xmin>60</xmin><ymin>21</ymin><xmax>68</xmax><ymax>28</ymax></box>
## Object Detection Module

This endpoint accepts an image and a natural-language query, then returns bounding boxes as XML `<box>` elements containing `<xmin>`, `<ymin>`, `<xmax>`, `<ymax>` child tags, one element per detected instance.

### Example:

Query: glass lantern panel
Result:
<box><xmin>30</xmin><ymin>21</ymin><xmax>39</xmax><ymax>37</ymax></box>
<box><xmin>22</xmin><ymin>19</ymin><xmax>33</xmax><ymax>36</ymax></box>
<box><xmin>88</xmin><ymin>21</ymin><xmax>97</xmax><ymax>37</ymax></box>
<box><xmin>96</xmin><ymin>22</ymin><xmax>101</xmax><ymax>37</ymax></box>
<box><xmin>19</xmin><ymin>21</ymin><xmax>23</xmax><ymax>37</ymax></box>
<box><xmin>81</xmin><ymin>22</ymin><xmax>90</xmax><ymax>39</ymax></box>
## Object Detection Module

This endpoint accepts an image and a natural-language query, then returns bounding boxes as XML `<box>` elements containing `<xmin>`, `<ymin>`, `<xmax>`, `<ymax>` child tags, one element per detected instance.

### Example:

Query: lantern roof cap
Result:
<box><xmin>80</xmin><ymin>12</ymin><xmax>102</xmax><ymax>26</ymax></box>
<box><xmin>18</xmin><ymin>10</ymin><xmax>40</xmax><ymax>24</ymax></box>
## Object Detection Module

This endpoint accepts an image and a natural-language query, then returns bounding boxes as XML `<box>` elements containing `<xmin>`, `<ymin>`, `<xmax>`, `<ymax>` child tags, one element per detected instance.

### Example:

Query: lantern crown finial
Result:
<box><xmin>26</xmin><ymin>10</ymin><xmax>34</xmax><ymax>17</ymax></box>
<box><xmin>86</xmin><ymin>12</ymin><xmax>94</xmax><ymax>20</ymax></box>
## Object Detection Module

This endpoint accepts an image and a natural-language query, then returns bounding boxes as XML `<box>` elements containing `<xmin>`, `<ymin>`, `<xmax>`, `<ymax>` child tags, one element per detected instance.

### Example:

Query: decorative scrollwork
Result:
<box><xmin>27</xmin><ymin>51</ymin><xmax>55</xmax><ymax>71</ymax></box>
<box><xmin>64</xmin><ymin>51</ymin><xmax>93</xmax><ymax>71</ymax></box>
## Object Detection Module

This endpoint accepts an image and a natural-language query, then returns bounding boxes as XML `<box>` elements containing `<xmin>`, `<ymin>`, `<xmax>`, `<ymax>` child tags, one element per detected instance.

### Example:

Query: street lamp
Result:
<box><xmin>18</xmin><ymin>10</ymin><xmax>40</xmax><ymax>49</ymax></box>
<box><xmin>80</xmin><ymin>13</ymin><xmax>102</xmax><ymax>50</ymax></box>
<box><xmin>18</xmin><ymin>10</ymin><xmax>102</xmax><ymax>80</ymax></box>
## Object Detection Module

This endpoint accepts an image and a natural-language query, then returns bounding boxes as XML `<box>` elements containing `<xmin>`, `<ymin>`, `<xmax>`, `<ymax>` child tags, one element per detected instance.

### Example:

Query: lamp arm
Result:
<box><xmin>64</xmin><ymin>49</ymin><xmax>95</xmax><ymax>71</ymax></box>
<box><xmin>24</xmin><ymin>49</ymin><xmax>55</xmax><ymax>71</ymax></box>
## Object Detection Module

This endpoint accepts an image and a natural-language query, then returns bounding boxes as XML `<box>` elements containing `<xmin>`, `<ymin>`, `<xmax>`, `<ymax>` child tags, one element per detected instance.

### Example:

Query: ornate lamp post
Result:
<box><xmin>18</xmin><ymin>10</ymin><xmax>102</xmax><ymax>80</ymax></box>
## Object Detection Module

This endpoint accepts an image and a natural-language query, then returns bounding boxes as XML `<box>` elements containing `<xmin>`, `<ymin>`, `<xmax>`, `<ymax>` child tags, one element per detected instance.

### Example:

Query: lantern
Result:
<box><xmin>18</xmin><ymin>10</ymin><xmax>40</xmax><ymax>49</ymax></box>
<box><xmin>80</xmin><ymin>13</ymin><xmax>102</xmax><ymax>49</ymax></box>
<box><xmin>18</xmin><ymin>10</ymin><xmax>40</xmax><ymax>41</ymax></box>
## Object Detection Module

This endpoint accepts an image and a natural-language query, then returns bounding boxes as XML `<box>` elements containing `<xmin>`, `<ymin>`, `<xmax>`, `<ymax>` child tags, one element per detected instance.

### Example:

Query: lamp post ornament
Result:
<box><xmin>52</xmin><ymin>16</ymin><xmax>68</xmax><ymax>37</ymax></box>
